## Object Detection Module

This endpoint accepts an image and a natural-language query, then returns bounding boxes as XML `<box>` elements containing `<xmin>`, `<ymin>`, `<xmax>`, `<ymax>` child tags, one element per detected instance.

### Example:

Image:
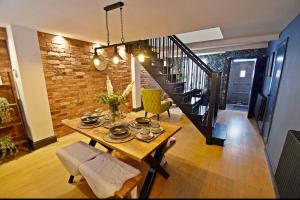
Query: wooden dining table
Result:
<box><xmin>62</xmin><ymin>112</ymin><xmax>181</xmax><ymax>198</ymax></box>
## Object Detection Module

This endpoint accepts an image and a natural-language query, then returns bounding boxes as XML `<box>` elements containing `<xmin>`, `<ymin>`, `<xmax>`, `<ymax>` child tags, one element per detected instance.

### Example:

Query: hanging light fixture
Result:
<box><xmin>91</xmin><ymin>2</ymin><xmax>126</xmax><ymax>68</ymax></box>
<box><xmin>91</xmin><ymin>2</ymin><xmax>149</xmax><ymax>69</ymax></box>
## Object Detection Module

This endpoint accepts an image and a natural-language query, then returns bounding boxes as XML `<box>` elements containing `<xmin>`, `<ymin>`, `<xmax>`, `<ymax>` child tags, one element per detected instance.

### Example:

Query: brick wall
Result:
<box><xmin>38</xmin><ymin>32</ymin><xmax>132</xmax><ymax>137</ymax></box>
<box><xmin>140</xmin><ymin>65</ymin><xmax>169</xmax><ymax>100</ymax></box>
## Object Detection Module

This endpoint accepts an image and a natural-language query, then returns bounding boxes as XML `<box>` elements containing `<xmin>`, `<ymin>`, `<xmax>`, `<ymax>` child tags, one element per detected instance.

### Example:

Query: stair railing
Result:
<box><xmin>147</xmin><ymin>35</ymin><xmax>221</xmax><ymax>133</ymax></box>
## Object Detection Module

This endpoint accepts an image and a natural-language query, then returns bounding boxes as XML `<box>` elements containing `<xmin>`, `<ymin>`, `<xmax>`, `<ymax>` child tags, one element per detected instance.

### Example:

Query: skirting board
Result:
<box><xmin>29</xmin><ymin>136</ymin><xmax>57</xmax><ymax>150</ymax></box>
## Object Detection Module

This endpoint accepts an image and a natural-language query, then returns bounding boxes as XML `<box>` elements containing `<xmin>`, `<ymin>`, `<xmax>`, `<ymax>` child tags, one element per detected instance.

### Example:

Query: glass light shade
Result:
<box><xmin>138</xmin><ymin>53</ymin><xmax>145</xmax><ymax>63</ymax></box>
<box><xmin>112</xmin><ymin>46</ymin><xmax>123</xmax><ymax>64</ymax></box>
<box><xmin>91</xmin><ymin>53</ymin><xmax>101</xmax><ymax>67</ymax></box>
<box><xmin>113</xmin><ymin>56</ymin><xmax>120</xmax><ymax>64</ymax></box>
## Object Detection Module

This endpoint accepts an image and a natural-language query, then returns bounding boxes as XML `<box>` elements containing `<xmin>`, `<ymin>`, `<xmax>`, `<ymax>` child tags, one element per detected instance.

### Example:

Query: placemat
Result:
<box><xmin>78</xmin><ymin>119</ymin><xmax>105</xmax><ymax>129</ymax></box>
<box><xmin>103</xmin><ymin>132</ymin><xmax>136</xmax><ymax>143</ymax></box>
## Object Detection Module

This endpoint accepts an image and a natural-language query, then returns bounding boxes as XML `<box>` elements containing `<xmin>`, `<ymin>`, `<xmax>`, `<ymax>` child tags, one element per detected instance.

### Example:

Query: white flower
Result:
<box><xmin>106</xmin><ymin>75</ymin><xmax>114</xmax><ymax>96</ymax></box>
<box><xmin>122</xmin><ymin>81</ymin><xmax>134</xmax><ymax>98</ymax></box>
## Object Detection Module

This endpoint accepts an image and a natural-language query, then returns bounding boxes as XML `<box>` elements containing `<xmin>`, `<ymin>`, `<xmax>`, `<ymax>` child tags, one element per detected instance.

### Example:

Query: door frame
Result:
<box><xmin>262</xmin><ymin>37</ymin><xmax>289</xmax><ymax>144</ymax></box>
<box><xmin>224</xmin><ymin>56</ymin><xmax>258</xmax><ymax>110</ymax></box>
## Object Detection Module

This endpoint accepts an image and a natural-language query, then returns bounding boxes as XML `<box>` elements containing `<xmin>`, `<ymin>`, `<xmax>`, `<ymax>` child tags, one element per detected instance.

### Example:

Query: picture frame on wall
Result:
<box><xmin>265</xmin><ymin>52</ymin><xmax>275</xmax><ymax>76</ymax></box>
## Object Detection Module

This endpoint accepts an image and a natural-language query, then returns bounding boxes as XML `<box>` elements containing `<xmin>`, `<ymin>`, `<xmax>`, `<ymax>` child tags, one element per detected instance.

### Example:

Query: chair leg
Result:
<box><xmin>68</xmin><ymin>175</ymin><xmax>74</xmax><ymax>183</ymax></box>
<box><xmin>167</xmin><ymin>110</ymin><xmax>170</xmax><ymax>118</ymax></box>
<box><xmin>145</xmin><ymin>112</ymin><xmax>148</xmax><ymax>118</ymax></box>
<box><xmin>157</xmin><ymin>114</ymin><xmax>159</xmax><ymax>121</ymax></box>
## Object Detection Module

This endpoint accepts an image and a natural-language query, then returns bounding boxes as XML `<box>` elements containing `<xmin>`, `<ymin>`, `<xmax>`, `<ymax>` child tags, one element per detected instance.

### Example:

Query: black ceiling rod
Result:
<box><xmin>104</xmin><ymin>2</ymin><xmax>124</xmax><ymax>12</ymax></box>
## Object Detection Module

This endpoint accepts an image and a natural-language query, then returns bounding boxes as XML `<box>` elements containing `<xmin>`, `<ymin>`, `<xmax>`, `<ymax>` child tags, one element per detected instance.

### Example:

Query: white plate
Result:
<box><xmin>150</xmin><ymin>127</ymin><xmax>164</xmax><ymax>134</ymax></box>
<box><xmin>136</xmin><ymin>133</ymin><xmax>154</xmax><ymax>140</ymax></box>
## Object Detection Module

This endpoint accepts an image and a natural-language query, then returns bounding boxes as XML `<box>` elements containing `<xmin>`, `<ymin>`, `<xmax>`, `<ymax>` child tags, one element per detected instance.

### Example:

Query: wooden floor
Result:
<box><xmin>0</xmin><ymin>108</ymin><xmax>275</xmax><ymax>198</ymax></box>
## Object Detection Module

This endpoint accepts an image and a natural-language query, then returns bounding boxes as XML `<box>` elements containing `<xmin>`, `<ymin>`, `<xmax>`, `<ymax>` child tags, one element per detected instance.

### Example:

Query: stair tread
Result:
<box><xmin>183</xmin><ymin>97</ymin><xmax>201</xmax><ymax>105</ymax></box>
<box><xmin>173</xmin><ymin>88</ymin><xmax>195</xmax><ymax>95</ymax></box>
<box><xmin>167</xmin><ymin>81</ymin><xmax>186</xmax><ymax>85</ymax></box>
<box><xmin>192</xmin><ymin>105</ymin><xmax>208</xmax><ymax>116</ymax></box>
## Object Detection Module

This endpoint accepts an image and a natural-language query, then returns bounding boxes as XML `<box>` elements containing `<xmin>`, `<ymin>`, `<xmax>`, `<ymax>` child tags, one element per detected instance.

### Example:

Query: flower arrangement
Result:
<box><xmin>0</xmin><ymin>97</ymin><xmax>13</xmax><ymax>126</ymax></box>
<box><xmin>97</xmin><ymin>76</ymin><xmax>134</xmax><ymax>122</ymax></box>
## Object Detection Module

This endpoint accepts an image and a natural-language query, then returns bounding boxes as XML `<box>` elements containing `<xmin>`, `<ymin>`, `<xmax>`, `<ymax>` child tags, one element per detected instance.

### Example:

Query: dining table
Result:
<box><xmin>62</xmin><ymin>112</ymin><xmax>181</xmax><ymax>198</ymax></box>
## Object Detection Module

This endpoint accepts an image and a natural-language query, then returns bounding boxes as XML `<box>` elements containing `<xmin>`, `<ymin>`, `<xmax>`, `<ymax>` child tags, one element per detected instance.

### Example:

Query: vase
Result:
<box><xmin>109</xmin><ymin>104</ymin><xmax>120</xmax><ymax>123</ymax></box>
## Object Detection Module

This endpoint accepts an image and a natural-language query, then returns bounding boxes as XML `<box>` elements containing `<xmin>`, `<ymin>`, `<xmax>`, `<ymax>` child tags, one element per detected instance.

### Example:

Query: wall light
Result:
<box><xmin>53</xmin><ymin>35</ymin><xmax>65</xmax><ymax>45</ymax></box>
<box><xmin>138</xmin><ymin>53</ymin><xmax>145</xmax><ymax>63</ymax></box>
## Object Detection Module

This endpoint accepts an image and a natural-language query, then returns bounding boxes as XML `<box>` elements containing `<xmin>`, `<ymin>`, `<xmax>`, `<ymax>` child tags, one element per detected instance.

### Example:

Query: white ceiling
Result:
<box><xmin>0</xmin><ymin>0</ymin><xmax>299</xmax><ymax>45</ymax></box>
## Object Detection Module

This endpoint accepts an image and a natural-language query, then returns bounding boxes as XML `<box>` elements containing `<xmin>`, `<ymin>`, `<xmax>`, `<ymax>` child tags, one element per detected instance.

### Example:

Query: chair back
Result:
<box><xmin>141</xmin><ymin>88</ymin><xmax>162</xmax><ymax>114</ymax></box>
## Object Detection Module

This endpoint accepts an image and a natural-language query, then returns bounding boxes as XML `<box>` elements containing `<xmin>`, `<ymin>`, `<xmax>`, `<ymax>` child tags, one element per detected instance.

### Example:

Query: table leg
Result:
<box><xmin>88</xmin><ymin>139</ymin><xmax>97</xmax><ymax>147</ymax></box>
<box><xmin>145</xmin><ymin>156</ymin><xmax>170</xmax><ymax>179</ymax></box>
<box><xmin>89</xmin><ymin>138</ymin><xmax>113</xmax><ymax>153</ymax></box>
<box><xmin>140</xmin><ymin>144</ymin><xmax>167</xmax><ymax>199</ymax></box>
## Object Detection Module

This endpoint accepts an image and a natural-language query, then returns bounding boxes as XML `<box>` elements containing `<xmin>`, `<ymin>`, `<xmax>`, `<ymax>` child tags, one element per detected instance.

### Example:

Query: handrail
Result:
<box><xmin>169</xmin><ymin>35</ymin><xmax>218</xmax><ymax>75</ymax></box>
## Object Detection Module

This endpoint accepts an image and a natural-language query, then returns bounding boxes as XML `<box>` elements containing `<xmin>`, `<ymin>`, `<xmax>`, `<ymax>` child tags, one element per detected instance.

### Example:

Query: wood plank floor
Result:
<box><xmin>0</xmin><ymin>108</ymin><xmax>275</xmax><ymax>198</ymax></box>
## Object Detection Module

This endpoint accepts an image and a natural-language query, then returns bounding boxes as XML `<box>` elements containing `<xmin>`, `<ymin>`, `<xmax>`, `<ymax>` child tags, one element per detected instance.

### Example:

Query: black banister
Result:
<box><xmin>169</xmin><ymin>35</ymin><xmax>216</xmax><ymax>75</ymax></box>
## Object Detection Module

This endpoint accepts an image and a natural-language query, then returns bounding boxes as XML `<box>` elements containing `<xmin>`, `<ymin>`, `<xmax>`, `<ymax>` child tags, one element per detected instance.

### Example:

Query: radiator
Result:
<box><xmin>275</xmin><ymin>130</ymin><xmax>300</xmax><ymax>198</ymax></box>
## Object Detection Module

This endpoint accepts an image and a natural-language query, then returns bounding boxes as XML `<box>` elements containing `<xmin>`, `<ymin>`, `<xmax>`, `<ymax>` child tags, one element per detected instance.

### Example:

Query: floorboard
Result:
<box><xmin>0</xmin><ymin>108</ymin><xmax>275</xmax><ymax>198</ymax></box>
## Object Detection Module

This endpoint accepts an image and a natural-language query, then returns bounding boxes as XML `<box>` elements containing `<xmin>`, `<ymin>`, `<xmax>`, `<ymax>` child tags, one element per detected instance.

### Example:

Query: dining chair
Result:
<box><xmin>141</xmin><ymin>88</ymin><xmax>172</xmax><ymax>121</ymax></box>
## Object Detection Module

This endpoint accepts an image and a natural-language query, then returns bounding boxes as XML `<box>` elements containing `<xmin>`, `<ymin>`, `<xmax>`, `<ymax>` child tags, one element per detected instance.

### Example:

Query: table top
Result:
<box><xmin>62</xmin><ymin>113</ymin><xmax>181</xmax><ymax>161</ymax></box>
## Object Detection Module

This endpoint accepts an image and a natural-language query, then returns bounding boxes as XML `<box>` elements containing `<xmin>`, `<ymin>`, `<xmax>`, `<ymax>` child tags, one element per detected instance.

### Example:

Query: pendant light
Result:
<box><xmin>91</xmin><ymin>2</ymin><xmax>126</xmax><ymax>68</ymax></box>
<box><xmin>92</xmin><ymin>50</ymin><xmax>101</xmax><ymax>67</ymax></box>
<box><xmin>112</xmin><ymin>46</ymin><xmax>123</xmax><ymax>64</ymax></box>
<box><xmin>136</xmin><ymin>41</ymin><xmax>147</xmax><ymax>63</ymax></box>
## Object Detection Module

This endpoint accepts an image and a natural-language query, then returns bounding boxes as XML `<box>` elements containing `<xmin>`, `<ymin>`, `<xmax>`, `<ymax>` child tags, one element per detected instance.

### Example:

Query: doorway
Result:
<box><xmin>226</xmin><ymin>58</ymin><xmax>257</xmax><ymax>112</ymax></box>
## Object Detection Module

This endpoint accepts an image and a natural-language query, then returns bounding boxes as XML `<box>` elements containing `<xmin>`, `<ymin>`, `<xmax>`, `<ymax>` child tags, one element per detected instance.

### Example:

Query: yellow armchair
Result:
<box><xmin>141</xmin><ymin>88</ymin><xmax>172</xmax><ymax>120</ymax></box>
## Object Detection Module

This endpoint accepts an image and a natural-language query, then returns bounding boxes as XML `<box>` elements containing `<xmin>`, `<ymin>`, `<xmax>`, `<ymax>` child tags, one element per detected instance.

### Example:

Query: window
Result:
<box><xmin>240</xmin><ymin>70</ymin><xmax>246</xmax><ymax>78</ymax></box>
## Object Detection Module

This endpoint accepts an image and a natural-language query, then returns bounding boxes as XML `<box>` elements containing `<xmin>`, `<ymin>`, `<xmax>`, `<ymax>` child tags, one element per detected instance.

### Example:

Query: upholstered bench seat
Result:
<box><xmin>79</xmin><ymin>153</ymin><xmax>141</xmax><ymax>198</ymax></box>
<box><xmin>56</xmin><ymin>141</ymin><xmax>104</xmax><ymax>181</ymax></box>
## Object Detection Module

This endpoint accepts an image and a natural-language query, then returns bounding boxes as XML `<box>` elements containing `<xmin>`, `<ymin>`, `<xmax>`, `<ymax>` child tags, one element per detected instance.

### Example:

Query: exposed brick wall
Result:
<box><xmin>38</xmin><ymin>32</ymin><xmax>132</xmax><ymax>138</ymax></box>
<box><xmin>140</xmin><ymin>65</ymin><xmax>169</xmax><ymax>100</ymax></box>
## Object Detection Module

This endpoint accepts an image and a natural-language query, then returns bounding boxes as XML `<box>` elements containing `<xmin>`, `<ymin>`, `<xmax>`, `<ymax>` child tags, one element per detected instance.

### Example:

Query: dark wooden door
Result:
<box><xmin>227</xmin><ymin>59</ymin><xmax>256</xmax><ymax>105</ymax></box>
<box><xmin>263</xmin><ymin>39</ymin><xmax>288</xmax><ymax>144</ymax></box>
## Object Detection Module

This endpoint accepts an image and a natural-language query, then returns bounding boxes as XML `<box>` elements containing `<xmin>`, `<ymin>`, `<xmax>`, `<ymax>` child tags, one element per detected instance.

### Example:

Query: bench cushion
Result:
<box><xmin>79</xmin><ymin>153</ymin><xmax>141</xmax><ymax>198</ymax></box>
<box><xmin>56</xmin><ymin>141</ymin><xmax>103</xmax><ymax>176</ymax></box>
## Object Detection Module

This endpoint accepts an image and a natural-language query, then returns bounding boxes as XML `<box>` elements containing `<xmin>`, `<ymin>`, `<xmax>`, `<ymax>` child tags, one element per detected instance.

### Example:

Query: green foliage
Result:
<box><xmin>0</xmin><ymin>136</ymin><xmax>18</xmax><ymax>160</ymax></box>
<box><xmin>97</xmin><ymin>93</ymin><xmax>125</xmax><ymax>107</ymax></box>
<box><xmin>0</xmin><ymin>97</ymin><xmax>13</xmax><ymax>126</ymax></box>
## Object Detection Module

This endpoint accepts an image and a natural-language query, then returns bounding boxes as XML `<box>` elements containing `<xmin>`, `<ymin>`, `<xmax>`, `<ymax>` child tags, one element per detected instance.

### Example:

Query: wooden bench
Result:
<box><xmin>114</xmin><ymin>174</ymin><xmax>143</xmax><ymax>199</ymax></box>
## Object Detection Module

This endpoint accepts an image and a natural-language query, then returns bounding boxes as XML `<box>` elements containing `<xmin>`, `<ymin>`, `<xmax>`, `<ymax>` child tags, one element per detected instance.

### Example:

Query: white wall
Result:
<box><xmin>6</xmin><ymin>24</ymin><xmax>55</xmax><ymax>142</ymax></box>
<box><xmin>131</xmin><ymin>55</ymin><xmax>142</xmax><ymax>109</ymax></box>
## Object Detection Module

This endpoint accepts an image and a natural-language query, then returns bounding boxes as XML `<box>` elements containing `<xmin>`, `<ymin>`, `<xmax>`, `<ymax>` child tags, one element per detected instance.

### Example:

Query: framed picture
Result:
<box><xmin>265</xmin><ymin>52</ymin><xmax>275</xmax><ymax>76</ymax></box>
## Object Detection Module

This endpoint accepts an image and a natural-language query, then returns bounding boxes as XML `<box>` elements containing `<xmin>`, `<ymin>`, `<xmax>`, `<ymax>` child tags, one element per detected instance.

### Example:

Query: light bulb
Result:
<box><xmin>93</xmin><ymin>57</ymin><xmax>100</xmax><ymax>66</ymax></box>
<box><xmin>113</xmin><ymin>56</ymin><xmax>119</xmax><ymax>64</ymax></box>
<box><xmin>118</xmin><ymin>46</ymin><xmax>126</xmax><ymax>58</ymax></box>
<box><xmin>138</xmin><ymin>53</ymin><xmax>145</xmax><ymax>63</ymax></box>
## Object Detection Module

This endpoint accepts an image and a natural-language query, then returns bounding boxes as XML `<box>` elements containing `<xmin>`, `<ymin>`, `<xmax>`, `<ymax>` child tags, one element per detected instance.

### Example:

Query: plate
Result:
<box><xmin>135</xmin><ymin>117</ymin><xmax>151</xmax><ymax>124</ymax></box>
<box><xmin>81</xmin><ymin>116</ymin><xmax>99</xmax><ymax>124</ymax></box>
<box><xmin>109</xmin><ymin>125</ymin><xmax>129</xmax><ymax>135</ymax></box>
<box><xmin>150</xmin><ymin>127</ymin><xmax>164</xmax><ymax>134</ymax></box>
<box><xmin>136</xmin><ymin>132</ymin><xmax>154</xmax><ymax>140</ymax></box>
<box><xmin>109</xmin><ymin>132</ymin><xmax>130</xmax><ymax>139</ymax></box>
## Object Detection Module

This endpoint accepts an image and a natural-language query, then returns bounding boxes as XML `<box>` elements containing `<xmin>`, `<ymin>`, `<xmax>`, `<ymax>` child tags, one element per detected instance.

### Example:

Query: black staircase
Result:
<box><xmin>130</xmin><ymin>35</ymin><xmax>226</xmax><ymax>146</ymax></box>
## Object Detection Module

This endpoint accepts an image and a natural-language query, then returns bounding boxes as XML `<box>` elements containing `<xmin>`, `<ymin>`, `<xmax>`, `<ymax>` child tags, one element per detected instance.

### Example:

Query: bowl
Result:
<box><xmin>135</xmin><ymin>117</ymin><xmax>151</xmax><ymax>124</ymax></box>
<box><xmin>110</xmin><ymin>125</ymin><xmax>129</xmax><ymax>135</ymax></box>
<box><xmin>139</xmin><ymin>128</ymin><xmax>150</xmax><ymax>135</ymax></box>
<box><xmin>81</xmin><ymin>116</ymin><xmax>99</xmax><ymax>124</ymax></box>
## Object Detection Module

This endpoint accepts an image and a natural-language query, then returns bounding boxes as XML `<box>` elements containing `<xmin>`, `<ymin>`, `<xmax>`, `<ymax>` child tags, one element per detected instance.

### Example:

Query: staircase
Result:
<box><xmin>130</xmin><ymin>35</ymin><xmax>226</xmax><ymax>146</ymax></box>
